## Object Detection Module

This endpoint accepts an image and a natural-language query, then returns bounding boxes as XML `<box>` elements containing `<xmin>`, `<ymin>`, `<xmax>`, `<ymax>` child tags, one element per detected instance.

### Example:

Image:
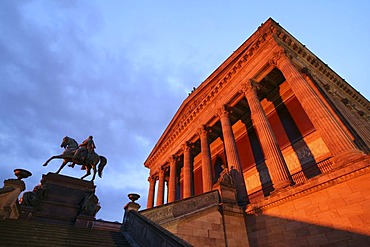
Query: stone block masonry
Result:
<box><xmin>246</xmin><ymin>155</ymin><xmax>370</xmax><ymax>246</ymax></box>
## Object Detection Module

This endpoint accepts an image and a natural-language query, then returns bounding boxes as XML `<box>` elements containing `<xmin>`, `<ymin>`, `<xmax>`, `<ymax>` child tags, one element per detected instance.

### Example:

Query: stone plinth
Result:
<box><xmin>20</xmin><ymin>172</ymin><xmax>100</xmax><ymax>226</ymax></box>
<box><xmin>212</xmin><ymin>169</ymin><xmax>238</xmax><ymax>205</ymax></box>
<box><xmin>0</xmin><ymin>179</ymin><xmax>26</xmax><ymax>219</ymax></box>
<box><xmin>212</xmin><ymin>180</ymin><xmax>237</xmax><ymax>205</ymax></box>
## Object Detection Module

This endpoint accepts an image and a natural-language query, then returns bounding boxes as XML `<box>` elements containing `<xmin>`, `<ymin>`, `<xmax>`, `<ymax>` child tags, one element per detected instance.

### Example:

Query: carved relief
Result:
<box><xmin>172</xmin><ymin>191</ymin><xmax>219</xmax><ymax>217</ymax></box>
<box><xmin>143</xmin><ymin>205</ymin><xmax>174</xmax><ymax>222</ymax></box>
<box><xmin>142</xmin><ymin>191</ymin><xmax>219</xmax><ymax>222</ymax></box>
<box><xmin>244</xmin><ymin>167</ymin><xmax>262</xmax><ymax>192</ymax></box>
<box><xmin>284</xmin><ymin>137</ymin><xmax>330</xmax><ymax>171</ymax></box>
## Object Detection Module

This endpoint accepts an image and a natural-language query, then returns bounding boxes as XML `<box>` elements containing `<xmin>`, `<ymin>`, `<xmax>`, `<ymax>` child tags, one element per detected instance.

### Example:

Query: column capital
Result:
<box><xmin>240</xmin><ymin>79</ymin><xmax>260</xmax><ymax>94</ymax></box>
<box><xmin>167</xmin><ymin>155</ymin><xmax>178</xmax><ymax>164</ymax></box>
<box><xmin>268</xmin><ymin>46</ymin><xmax>292</xmax><ymax>67</ymax></box>
<box><xmin>216</xmin><ymin>105</ymin><xmax>232</xmax><ymax>118</ymax></box>
<box><xmin>148</xmin><ymin>175</ymin><xmax>156</xmax><ymax>184</ymax></box>
<box><xmin>197</xmin><ymin>125</ymin><xmax>212</xmax><ymax>137</ymax></box>
<box><xmin>158</xmin><ymin>167</ymin><xmax>166</xmax><ymax>176</ymax></box>
<box><xmin>181</xmin><ymin>141</ymin><xmax>193</xmax><ymax>152</ymax></box>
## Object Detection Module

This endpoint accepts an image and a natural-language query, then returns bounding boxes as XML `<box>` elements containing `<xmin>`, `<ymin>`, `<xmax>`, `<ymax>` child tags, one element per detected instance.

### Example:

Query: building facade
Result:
<box><xmin>144</xmin><ymin>18</ymin><xmax>369</xmax><ymax>207</ymax></box>
<box><xmin>143</xmin><ymin>18</ymin><xmax>370</xmax><ymax>246</ymax></box>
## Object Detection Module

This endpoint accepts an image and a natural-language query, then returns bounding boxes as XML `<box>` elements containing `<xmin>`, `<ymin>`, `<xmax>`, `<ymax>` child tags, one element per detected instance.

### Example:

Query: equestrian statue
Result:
<box><xmin>43</xmin><ymin>136</ymin><xmax>107</xmax><ymax>181</ymax></box>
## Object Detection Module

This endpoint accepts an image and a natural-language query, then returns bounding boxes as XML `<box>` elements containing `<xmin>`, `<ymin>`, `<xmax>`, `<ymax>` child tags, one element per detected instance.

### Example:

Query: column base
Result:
<box><xmin>272</xmin><ymin>179</ymin><xmax>293</xmax><ymax>192</ymax></box>
<box><xmin>332</xmin><ymin>149</ymin><xmax>365</xmax><ymax>167</ymax></box>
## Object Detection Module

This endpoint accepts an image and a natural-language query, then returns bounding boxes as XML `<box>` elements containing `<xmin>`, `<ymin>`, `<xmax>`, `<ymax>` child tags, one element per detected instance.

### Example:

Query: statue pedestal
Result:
<box><xmin>20</xmin><ymin>173</ymin><xmax>100</xmax><ymax>226</ymax></box>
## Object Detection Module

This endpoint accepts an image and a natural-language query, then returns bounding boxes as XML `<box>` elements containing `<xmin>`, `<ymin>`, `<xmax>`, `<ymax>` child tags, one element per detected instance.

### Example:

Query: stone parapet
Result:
<box><xmin>142</xmin><ymin>190</ymin><xmax>220</xmax><ymax>225</ymax></box>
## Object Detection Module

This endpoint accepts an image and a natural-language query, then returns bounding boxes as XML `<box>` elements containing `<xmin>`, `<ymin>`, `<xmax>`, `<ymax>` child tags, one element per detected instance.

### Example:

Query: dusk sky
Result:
<box><xmin>1</xmin><ymin>1</ymin><xmax>369</xmax><ymax>222</ymax></box>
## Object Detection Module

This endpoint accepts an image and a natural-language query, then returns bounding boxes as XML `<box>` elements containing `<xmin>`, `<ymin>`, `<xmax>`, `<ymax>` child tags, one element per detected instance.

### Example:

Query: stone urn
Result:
<box><xmin>14</xmin><ymin>169</ymin><xmax>32</xmax><ymax>180</ymax></box>
<box><xmin>128</xmin><ymin>193</ymin><xmax>140</xmax><ymax>202</ymax></box>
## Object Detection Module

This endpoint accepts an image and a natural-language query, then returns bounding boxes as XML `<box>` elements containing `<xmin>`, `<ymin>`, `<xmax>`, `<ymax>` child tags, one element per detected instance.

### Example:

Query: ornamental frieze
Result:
<box><xmin>141</xmin><ymin>190</ymin><xmax>219</xmax><ymax>223</ymax></box>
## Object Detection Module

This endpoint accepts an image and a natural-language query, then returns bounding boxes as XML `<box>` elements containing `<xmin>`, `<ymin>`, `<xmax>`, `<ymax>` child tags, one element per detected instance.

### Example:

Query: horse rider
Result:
<box><xmin>70</xmin><ymin>136</ymin><xmax>96</xmax><ymax>168</ymax></box>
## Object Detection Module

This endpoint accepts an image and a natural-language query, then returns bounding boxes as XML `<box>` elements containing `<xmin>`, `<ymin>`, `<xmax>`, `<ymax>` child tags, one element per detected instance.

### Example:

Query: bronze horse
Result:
<box><xmin>43</xmin><ymin>136</ymin><xmax>107</xmax><ymax>181</ymax></box>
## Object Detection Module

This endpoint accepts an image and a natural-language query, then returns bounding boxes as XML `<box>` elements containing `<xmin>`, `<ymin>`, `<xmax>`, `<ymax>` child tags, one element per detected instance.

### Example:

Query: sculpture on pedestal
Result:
<box><xmin>43</xmin><ymin>136</ymin><xmax>107</xmax><ymax>181</ymax></box>
<box><xmin>217</xmin><ymin>164</ymin><xmax>233</xmax><ymax>187</ymax></box>
<box><xmin>78</xmin><ymin>192</ymin><xmax>101</xmax><ymax>216</ymax></box>
<box><xmin>19</xmin><ymin>184</ymin><xmax>47</xmax><ymax>210</ymax></box>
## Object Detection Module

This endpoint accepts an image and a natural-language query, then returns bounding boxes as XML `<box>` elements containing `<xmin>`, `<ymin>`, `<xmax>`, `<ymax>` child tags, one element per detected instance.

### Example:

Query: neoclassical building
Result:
<box><xmin>144</xmin><ymin>18</ymin><xmax>369</xmax><ymax>207</ymax></box>
<box><xmin>143</xmin><ymin>18</ymin><xmax>370</xmax><ymax>246</ymax></box>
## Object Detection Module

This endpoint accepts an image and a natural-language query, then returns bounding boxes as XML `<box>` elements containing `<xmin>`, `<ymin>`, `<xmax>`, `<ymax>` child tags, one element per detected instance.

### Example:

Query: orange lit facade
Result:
<box><xmin>144</xmin><ymin>18</ymin><xmax>369</xmax><ymax>208</ymax></box>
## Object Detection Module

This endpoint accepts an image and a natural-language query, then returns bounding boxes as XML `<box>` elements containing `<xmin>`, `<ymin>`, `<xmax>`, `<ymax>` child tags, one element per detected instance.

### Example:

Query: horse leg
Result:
<box><xmin>56</xmin><ymin>160</ymin><xmax>68</xmax><ymax>174</ymax></box>
<box><xmin>91</xmin><ymin>165</ymin><xmax>97</xmax><ymax>181</ymax></box>
<box><xmin>43</xmin><ymin>155</ymin><xmax>64</xmax><ymax>166</ymax></box>
<box><xmin>81</xmin><ymin>166</ymin><xmax>91</xmax><ymax>180</ymax></box>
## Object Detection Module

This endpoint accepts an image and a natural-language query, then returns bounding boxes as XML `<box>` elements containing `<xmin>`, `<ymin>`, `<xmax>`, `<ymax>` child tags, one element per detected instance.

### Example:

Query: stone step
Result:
<box><xmin>0</xmin><ymin>219</ymin><xmax>130</xmax><ymax>247</ymax></box>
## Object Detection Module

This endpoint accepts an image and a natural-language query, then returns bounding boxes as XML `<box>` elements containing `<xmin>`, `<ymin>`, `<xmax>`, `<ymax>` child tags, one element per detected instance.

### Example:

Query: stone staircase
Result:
<box><xmin>0</xmin><ymin>219</ymin><xmax>130</xmax><ymax>247</ymax></box>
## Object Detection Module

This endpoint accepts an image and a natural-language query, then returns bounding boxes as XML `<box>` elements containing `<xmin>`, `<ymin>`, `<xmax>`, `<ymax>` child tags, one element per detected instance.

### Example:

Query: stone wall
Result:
<box><xmin>142</xmin><ymin>189</ymin><xmax>250</xmax><ymax>247</ymax></box>
<box><xmin>164</xmin><ymin>206</ymin><xmax>226</xmax><ymax>247</ymax></box>
<box><xmin>245</xmin><ymin>156</ymin><xmax>370</xmax><ymax>246</ymax></box>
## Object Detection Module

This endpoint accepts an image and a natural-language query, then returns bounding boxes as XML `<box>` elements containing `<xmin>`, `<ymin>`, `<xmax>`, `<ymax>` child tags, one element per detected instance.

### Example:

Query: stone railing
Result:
<box><xmin>141</xmin><ymin>190</ymin><xmax>220</xmax><ymax>225</ymax></box>
<box><xmin>291</xmin><ymin>157</ymin><xmax>332</xmax><ymax>184</ymax></box>
<box><xmin>121</xmin><ymin>210</ymin><xmax>192</xmax><ymax>247</ymax></box>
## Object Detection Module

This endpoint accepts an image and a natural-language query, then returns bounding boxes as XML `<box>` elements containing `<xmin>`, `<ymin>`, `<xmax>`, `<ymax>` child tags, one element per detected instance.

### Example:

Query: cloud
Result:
<box><xmin>0</xmin><ymin>0</ymin><xmax>369</xmax><ymax>222</ymax></box>
<box><xmin>0</xmin><ymin>0</ymin><xmax>196</xmax><ymax>221</ymax></box>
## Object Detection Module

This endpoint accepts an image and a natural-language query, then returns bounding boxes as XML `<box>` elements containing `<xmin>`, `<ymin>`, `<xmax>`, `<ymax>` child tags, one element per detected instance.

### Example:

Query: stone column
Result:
<box><xmin>321</xmin><ymin>83</ymin><xmax>370</xmax><ymax>153</ymax></box>
<box><xmin>183</xmin><ymin>142</ymin><xmax>193</xmax><ymax>199</ymax></box>
<box><xmin>272</xmin><ymin>48</ymin><xmax>364</xmax><ymax>165</ymax></box>
<box><xmin>198</xmin><ymin>125</ymin><xmax>213</xmax><ymax>192</ymax></box>
<box><xmin>168</xmin><ymin>156</ymin><xmax>177</xmax><ymax>203</ymax></box>
<box><xmin>218</xmin><ymin>105</ymin><xmax>248</xmax><ymax>205</ymax></box>
<box><xmin>218</xmin><ymin>106</ymin><xmax>243</xmax><ymax>174</ymax></box>
<box><xmin>156</xmin><ymin>169</ymin><xmax>165</xmax><ymax>206</ymax></box>
<box><xmin>146</xmin><ymin>176</ymin><xmax>156</xmax><ymax>209</ymax></box>
<box><xmin>242</xmin><ymin>80</ymin><xmax>293</xmax><ymax>189</ymax></box>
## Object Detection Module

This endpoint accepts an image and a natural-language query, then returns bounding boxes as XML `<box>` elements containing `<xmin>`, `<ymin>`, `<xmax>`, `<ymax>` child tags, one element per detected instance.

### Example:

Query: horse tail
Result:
<box><xmin>98</xmin><ymin>156</ymin><xmax>107</xmax><ymax>178</ymax></box>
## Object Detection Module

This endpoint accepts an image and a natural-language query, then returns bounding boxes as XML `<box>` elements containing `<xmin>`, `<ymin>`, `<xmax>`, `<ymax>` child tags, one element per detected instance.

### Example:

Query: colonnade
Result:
<box><xmin>146</xmin><ymin>51</ymin><xmax>364</xmax><ymax>209</ymax></box>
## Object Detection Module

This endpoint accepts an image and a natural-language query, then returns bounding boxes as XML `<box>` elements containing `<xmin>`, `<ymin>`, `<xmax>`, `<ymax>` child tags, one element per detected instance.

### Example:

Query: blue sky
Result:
<box><xmin>1</xmin><ymin>1</ymin><xmax>369</xmax><ymax>222</ymax></box>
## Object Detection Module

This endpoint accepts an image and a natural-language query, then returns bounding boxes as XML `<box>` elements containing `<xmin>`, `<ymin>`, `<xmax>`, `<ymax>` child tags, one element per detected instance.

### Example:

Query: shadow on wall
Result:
<box><xmin>246</xmin><ymin>214</ymin><xmax>370</xmax><ymax>246</ymax></box>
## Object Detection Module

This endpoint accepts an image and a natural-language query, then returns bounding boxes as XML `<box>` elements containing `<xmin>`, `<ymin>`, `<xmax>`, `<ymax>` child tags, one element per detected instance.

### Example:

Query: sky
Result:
<box><xmin>1</xmin><ymin>1</ymin><xmax>369</xmax><ymax>222</ymax></box>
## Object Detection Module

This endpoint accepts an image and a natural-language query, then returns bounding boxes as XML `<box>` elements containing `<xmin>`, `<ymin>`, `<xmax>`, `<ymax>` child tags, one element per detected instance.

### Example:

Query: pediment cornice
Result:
<box><xmin>145</xmin><ymin>19</ymin><xmax>279</xmax><ymax>168</ymax></box>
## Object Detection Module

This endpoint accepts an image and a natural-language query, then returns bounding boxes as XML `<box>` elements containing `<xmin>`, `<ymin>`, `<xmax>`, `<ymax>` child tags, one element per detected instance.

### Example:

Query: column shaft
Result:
<box><xmin>314</xmin><ymin>76</ymin><xmax>370</xmax><ymax>152</ymax></box>
<box><xmin>156</xmin><ymin>169</ymin><xmax>165</xmax><ymax>206</ymax></box>
<box><xmin>243</xmin><ymin>80</ymin><xmax>292</xmax><ymax>189</ymax></box>
<box><xmin>183</xmin><ymin>143</ymin><xmax>193</xmax><ymax>198</ymax></box>
<box><xmin>218</xmin><ymin>106</ymin><xmax>248</xmax><ymax>205</ymax></box>
<box><xmin>199</xmin><ymin>126</ymin><xmax>213</xmax><ymax>192</ymax></box>
<box><xmin>146</xmin><ymin>176</ymin><xmax>156</xmax><ymax>209</ymax></box>
<box><xmin>274</xmin><ymin>50</ymin><xmax>364</xmax><ymax>165</ymax></box>
<box><xmin>168</xmin><ymin>157</ymin><xmax>177</xmax><ymax>203</ymax></box>
<box><xmin>219</xmin><ymin>107</ymin><xmax>243</xmax><ymax>174</ymax></box>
